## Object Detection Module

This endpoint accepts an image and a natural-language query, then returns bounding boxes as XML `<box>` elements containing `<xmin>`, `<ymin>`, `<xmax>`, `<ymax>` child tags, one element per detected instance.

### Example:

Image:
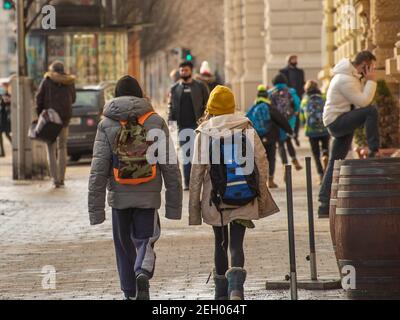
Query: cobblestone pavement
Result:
<box><xmin>0</xmin><ymin>134</ymin><xmax>347</xmax><ymax>300</ymax></box>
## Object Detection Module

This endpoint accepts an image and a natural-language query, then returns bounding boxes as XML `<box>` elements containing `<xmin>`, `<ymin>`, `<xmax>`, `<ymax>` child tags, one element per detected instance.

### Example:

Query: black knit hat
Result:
<box><xmin>115</xmin><ymin>75</ymin><xmax>144</xmax><ymax>98</ymax></box>
<box><xmin>272</xmin><ymin>73</ymin><xmax>289</xmax><ymax>86</ymax></box>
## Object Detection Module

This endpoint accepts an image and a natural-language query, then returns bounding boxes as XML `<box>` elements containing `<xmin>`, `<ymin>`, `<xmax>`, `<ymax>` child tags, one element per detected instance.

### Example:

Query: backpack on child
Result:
<box><xmin>246</xmin><ymin>102</ymin><xmax>271</xmax><ymax>138</ymax></box>
<box><xmin>112</xmin><ymin>112</ymin><xmax>157</xmax><ymax>185</ymax></box>
<box><xmin>270</xmin><ymin>87</ymin><xmax>295</xmax><ymax>120</ymax></box>
<box><xmin>208</xmin><ymin>131</ymin><xmax>259</xmax><ymax>210</ymax></box>
<box><xmin>304</xmin><ymin>94</ymin><xmax>326</xmax><ymax>134</ymax></box>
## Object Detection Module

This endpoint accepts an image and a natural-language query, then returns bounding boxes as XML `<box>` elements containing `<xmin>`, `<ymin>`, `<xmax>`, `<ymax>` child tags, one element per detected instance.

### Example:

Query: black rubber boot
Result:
<box><xmin>225</xmin><ymin>267</ymin><xmax>247</xmax><ymax>300</ymax></box>
<box><xmin>213</xmin><ymin>269</ymin><xmax>228</xmax><ymax>300</ymax></box>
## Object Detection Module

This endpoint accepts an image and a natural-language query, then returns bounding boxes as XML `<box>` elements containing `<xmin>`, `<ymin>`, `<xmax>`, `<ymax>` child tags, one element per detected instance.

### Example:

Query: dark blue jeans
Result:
<box><xmin>318</xmin><ymin>106</ymin><xmax>379</xmax><ymax>205</ymax></box>
<box><xmin>112</xmin><ymin>208</ymin><xmax>160</xmax><ymax>298</ymax></box>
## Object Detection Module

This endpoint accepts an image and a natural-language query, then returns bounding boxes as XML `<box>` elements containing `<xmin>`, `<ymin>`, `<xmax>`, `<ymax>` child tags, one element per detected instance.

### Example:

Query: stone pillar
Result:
<box><xmin>230</xmin><ymin>0</ymin><xmax>244</xmax><ymax>110</ymax></box>
<box><xmin>239</xmin><ymin>0</ymin><xmax>265</xmax><ymax>111</ymax></box>
<box><xmin>319</xmin><ymin>0</ymin><xmax>336</xmax><ymax>92</ymax></box>
<box><xmin>224</xmin><ymin>0</ymin><xmax>235</xmax><ymax>87</ymax></box>
<box><xmin>370</xmin><ymin>0</ymin><xmax>400</xmax><ymax>94</ymax></box>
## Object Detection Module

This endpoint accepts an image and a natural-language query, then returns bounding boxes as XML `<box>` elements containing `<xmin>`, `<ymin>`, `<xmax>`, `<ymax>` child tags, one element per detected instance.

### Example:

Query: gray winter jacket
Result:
<box><xmin>88</xmin><ymin>96</ymin><xmax>183</xmax><ymax>225</ymax></box>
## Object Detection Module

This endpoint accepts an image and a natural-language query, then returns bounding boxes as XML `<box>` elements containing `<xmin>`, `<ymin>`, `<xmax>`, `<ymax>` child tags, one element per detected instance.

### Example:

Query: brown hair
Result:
<box><xmin>304</xmin><ymin>80</ymin><xmax>320</xmax><ymax>94</ymax></box>
<box><xmin>353</xmin><ymin>51</ymin><xmax>377</xmax><ymax>66</ymax></box>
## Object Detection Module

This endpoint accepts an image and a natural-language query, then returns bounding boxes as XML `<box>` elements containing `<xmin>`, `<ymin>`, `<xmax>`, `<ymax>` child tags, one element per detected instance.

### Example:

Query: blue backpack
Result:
<box><xmin>305</xmin><ymin>94</ymin><xmax>326</xmax><ymax>134</ymax></box>
<box><xmin>246</xmin><ymin>102</ymin><xmax>271</xmax><ymax>137</ymax></box>
<box><xmin>209</xmin><ymin>131</ymin><xmax>259</xmax><ymax>210</ymax></box>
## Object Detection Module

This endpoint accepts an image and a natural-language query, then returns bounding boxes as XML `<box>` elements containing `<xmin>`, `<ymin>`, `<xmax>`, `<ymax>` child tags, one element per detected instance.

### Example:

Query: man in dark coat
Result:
<box><xmin>168</xmin><ymin>60</ymin><xmax>210</xmax><ymax>190</ymax></box>
<box><xmin>36</xmin><ymin>60</ymin><xmax>76</xmax><ymax>188</ymax></box>
<box><xmin>280</xmin><ymin>54</ymin><xmax>306</xmax><ymax>143</ymax></box>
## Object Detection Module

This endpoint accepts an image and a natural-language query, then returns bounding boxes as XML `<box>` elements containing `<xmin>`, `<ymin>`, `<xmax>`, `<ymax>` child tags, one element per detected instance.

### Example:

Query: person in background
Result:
<box><xmin>168</xmin><ymin>60</ymin><xmax>210</xmax><ymax>190</ymax></box>
<box><xmin>0</xmin><ymin>90</ymin><xmax>11</xmax><ymax>157</ymax></box>
<box><xmin>195</xmin><ymin>61</ymin><xmax>221</xmax><ymax>92</ymax></box>
<box><xmin>300</xmin><ymin>80</ymin><xmax>330</xmax><ymax>184</ymax></box>
<box><xmin>269</xmin><ymin>73</ymin><xmax>303</xmax><ymax>172</ymax></box>
<box><xmin>35</xmin><ymin>61</ymin><xmax>76</xmax><ymax>188</ymax></box>
<box><xmin>318</xmin><ymin>51</ymin><xmax>379</xmax><ymax>218</ymax></box>
<box><xmin>247</xmin><ymin>85</ymin><xmax>293</xmax><ymax>189</ymax></box>
<box><xmin>280</xmin><ymin>54</ymin><xmax>306</xmax><ymax>143</ymax></box>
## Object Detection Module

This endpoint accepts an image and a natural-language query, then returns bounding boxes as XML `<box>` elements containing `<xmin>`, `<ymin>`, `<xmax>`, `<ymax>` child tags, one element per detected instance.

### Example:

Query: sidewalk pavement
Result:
<box><xmin>0</xmin><ymin>133</ymin><xmax>347</xmax><ymax>300</ymax></box>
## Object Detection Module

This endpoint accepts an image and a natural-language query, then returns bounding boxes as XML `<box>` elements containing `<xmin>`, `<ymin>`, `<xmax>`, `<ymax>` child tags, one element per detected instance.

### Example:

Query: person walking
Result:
<box><xmin>280</xmin><ymin>54</ymin><xmax>306</xmax><ymax>142</ymax></box>
<box><xmin>0</xmin><ymin>92</ymin><xmax>12</xmax><ymax>157</ymax></box>
<box><xmin>318</xmin><ymin>51</ymin><xmax>380</xmax><ymax>218</ymax></box>
<box><xmin>189</xmin><ymin>85</ymin><xmax>280</xmax><ymax>300</ymax></box>
<box><xmin>168</xmin><ymin>60</ymin><xmax>210</xmax><ymax>190</ymax></box>
<box><xmin>246</xmin><ymin>85</ymin><xmax>293</xmax><ymax>189</ymax></box>
<box><xmin>88</xmin><ymin>75</ymin><xmax>183</xmax><ymax>300</ymax></box>
<box><xmin>269</xmin><ymin>73</ymin><xmax>303</xmax><ymax>172</ymax></box>
<box><xmin>35</xmin><ymin>61</ymin><xmax>76</xmax><ymax>188</ymax></box>
<box><xmin>195</xmin><ymin>61</ymin><xmax>221</xmax><ymax>92</ymax></box>
<box><xmin>300</xmin><ymin>80</ymin><xmax>330</xmax><ymax>184</ymax></box>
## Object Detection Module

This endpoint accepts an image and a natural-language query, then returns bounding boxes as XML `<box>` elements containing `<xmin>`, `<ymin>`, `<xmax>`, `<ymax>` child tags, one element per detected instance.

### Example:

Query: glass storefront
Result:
<box><xmin>27</xmin><ymin>31</ymin><xmax>127</xmax><ymax>87</ymax></box>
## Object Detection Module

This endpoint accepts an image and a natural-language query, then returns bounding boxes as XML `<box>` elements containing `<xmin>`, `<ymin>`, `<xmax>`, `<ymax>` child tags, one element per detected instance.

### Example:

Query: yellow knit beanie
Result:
<box><xmin>206</xmin><ymin>85</ymin><xmax>236</xmax><ymax>116</ymax></box>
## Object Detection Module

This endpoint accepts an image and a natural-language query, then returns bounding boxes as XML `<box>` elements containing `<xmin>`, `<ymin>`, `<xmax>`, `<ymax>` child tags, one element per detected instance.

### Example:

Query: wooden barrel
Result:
<box><xmin>335</xmin><ymin>158</ymin><xmax>400</xmax><ymax>299</ymax></box>
<box><xmin>329</xmin><ymin>160</ymin><xmax>342</xmax><ymax>256</ymax></box>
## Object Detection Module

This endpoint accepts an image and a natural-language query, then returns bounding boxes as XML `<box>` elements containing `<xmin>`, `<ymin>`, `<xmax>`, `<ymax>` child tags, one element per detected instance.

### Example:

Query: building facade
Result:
<box><xmin>224</xmin><ymin>0</ymin><xmax>323</xmax><ymax>111</ymax></box>
<box><xmin>320</xmin><ymin>0</ymin><xmax>400</xmax><ymax>147</ymax></box>
<box><xmin>0</xmin><ymin>9</ymin><xmax>17</xmax><ymax>78</ymax></box>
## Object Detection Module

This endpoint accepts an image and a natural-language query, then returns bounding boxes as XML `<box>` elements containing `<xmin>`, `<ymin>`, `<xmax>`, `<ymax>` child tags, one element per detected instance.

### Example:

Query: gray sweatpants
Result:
<box><xmin>47</xmin><ymin>127</ymin><xmax>68</xmax><ymax>184</ymax></box>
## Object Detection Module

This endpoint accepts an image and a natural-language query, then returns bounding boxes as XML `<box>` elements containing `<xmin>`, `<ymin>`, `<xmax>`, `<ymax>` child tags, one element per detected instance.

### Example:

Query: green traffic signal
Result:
<box><xmin>186</xmin><ymin>54</ymin><xmax>193</xmax><ymax>61</ymax></box>
<box><xmin>3</xmin><ymin>0</ymin><xmax>13</xmax><ymax>10</ymax></box>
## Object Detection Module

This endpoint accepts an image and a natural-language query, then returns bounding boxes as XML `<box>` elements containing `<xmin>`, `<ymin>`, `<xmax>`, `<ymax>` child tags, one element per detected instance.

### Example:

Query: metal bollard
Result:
<box><xmin>285</xmin><ymin>165</ymin><xmax>298</xmax><ymax>300</ymax></box>
<box><xmin>305</xmin><ymin>157</ymin><xmax>318</xmax><ymax>281</ymax></box>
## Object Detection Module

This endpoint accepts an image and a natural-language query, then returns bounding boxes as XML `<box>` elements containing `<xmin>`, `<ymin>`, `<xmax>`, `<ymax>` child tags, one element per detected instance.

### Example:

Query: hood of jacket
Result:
<box><xmin>332</xmin><ymin>58</ymin><xmax>361</xmax><ymax>79</ymax></box>
<box><xmin>196</xmin><ymin>113</ymin><xmax>251</xmax><ymax>138</ymax></box>
<box><xmin>195</xmin><ymin>73</ymin><xmax>217</xmax><ymax>84</ymax></box>
<box><xmin>103</xmin><ymin>96</ymin><xmax>153</xmax><ymax>122</ymax></box>
<box><xmin>44</xmin><ymin>71</ymin><xmax>75</xmax><ymax>86</ymax></box>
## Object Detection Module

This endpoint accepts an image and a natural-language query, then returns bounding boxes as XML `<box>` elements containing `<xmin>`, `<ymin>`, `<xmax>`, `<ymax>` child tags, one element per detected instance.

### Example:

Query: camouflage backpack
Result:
<box><xmin>112</xmin><ymin>112</ymin><xmax>157</xmax><ymax>185</ymax></box>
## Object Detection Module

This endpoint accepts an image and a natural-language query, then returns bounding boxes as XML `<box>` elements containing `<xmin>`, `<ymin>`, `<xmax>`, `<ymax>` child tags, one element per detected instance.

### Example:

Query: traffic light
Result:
<box><xmin>182</xmin><ymin>48</ymin><xmax>193</xmax><ymax>62</ymax></box>
<box><xmin>3</xmin><ymin>0</ymin><xmax>14</xmax><ymax>10</ymax></box>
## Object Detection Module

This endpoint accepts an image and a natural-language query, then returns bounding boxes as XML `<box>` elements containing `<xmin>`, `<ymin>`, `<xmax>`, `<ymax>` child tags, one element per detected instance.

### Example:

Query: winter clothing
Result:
<box><xmin>318</xmin><ymin>105</ymin><xmax>379</xmax><ymax>206</ymax></box>
<box><xmin>300</xmin><ymin>93</ymin><xmax>329</xmax><ymax>137</ymax></box>
<box><xmin>279</xmin><ymin>64</ymin><xmax>305</xmax><ymax>98</ymax></box>
<box><xmin>88</xmin><ymin>96</ymin><xmax>183</xmax><ymax>225</ymax></box>
<box><xmin>35</xmin><ymin>71</ymin><xmax>76</xmax><ymax>127</ymax></box>
<box><xmin>47</xmin><ymin>127</ymin><xmax>69</xmax><ymax>186</ymax></box>
<box><xmin>195</xmin><ymin>73</ymin><xmax>220</xmax><ymax>93</ymax></box>
<box><xmin>0</xmin><ymin>96</ymin><xmax>11</xmax><ymax>134</ymax></box>
<box><xmin>112</xmin><ymin>208</ymin><xmax>160</xmax><ymax>299</ymax></box>
<box><xmin>213</xmin><ymin>269</ymin><xmax>229</xmax><ymax>300</ymax></box>
<box><xmin>200</xmin><ymin>61</ymin><xmax>212</xmax><ymax>76</ymax></box>
<box><xmin>226</xmin><ymin>267</ymin><xmax>247</xmax><ymax>300</ymax></box>
<box><xmin>206</xmin><ymin>85</ymin><xmax>236</xmax><ymax>116</ymax></box>
<box><xmin>309</xmin><ymin>136</ymin><xmax>330</xmax><ymax>177</ymax></box>
<box><xmin>323</xmin><ymin>58</ymin><xmax>377</xmax><ymax>127</ymax></box>
<box><xmin>213</xmin><ymin>222</ymin><xmax>246</xmax><ymax>276</ymax></box>
<box><xmin>268</xmin><ymin>83</ymin><xmax>301</xmax><ymax>141</ymax></box>
<box><xmin>189</xmin><ymin>113</ymin><xmax>280</xmax><ymax>226</ymax></box>
<box><xmin>115</xmin><ymin>75</ymin><xmax>144</xmax><ymax>98</ymax></box>
<box><xmin>168</xmin><ymin>79</ymin><xmax>209</xmax><ymax>126</ymax></box>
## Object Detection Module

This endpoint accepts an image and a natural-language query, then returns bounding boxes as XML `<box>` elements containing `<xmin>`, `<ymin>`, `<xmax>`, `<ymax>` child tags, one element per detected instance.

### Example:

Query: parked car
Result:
<box><xmin>67</xmin><ymin>82</ymin><xmax>115</xmax><ymax>161</ymax></box>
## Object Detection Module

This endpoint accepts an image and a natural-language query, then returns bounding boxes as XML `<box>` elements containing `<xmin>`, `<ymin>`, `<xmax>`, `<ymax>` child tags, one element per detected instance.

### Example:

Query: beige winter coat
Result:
<box><xmin>189</xmin><ymin>114</ymin><xmax>280</xmax><ymax>226</ymax></box>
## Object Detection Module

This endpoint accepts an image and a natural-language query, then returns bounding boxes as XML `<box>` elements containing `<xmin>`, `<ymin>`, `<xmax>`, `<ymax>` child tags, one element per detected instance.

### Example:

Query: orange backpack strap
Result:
<box><xmin>138</xmin><ymin>111</ymin><xmax>157</xmax><ymax>125</ymax></box>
